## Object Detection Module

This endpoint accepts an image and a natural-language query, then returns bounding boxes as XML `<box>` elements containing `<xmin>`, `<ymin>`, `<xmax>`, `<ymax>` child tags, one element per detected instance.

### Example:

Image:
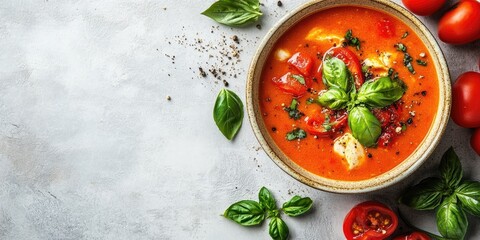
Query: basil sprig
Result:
<box><xmin>400</xmin><ymin>147</ymin><xmax>480</xmax><ymax>240</ymax></box>
<box><xmin>202</xmin><ymin>0</ymin><xmax>262</xmax><ymax>27</ymax></box>
<box><xmin>317</xmin><ymin>56</ymin><xmax>406</xmax><ymax>147</ymax></box>
<box><xmin>213</xmin><ymin>89</ymin><xmax>244</xmax><ymax>140</ymax></box>
<box><xmin>223</xmin><ymin>187</ymin><xmax>313</xmax><ymax>239</ymax></box>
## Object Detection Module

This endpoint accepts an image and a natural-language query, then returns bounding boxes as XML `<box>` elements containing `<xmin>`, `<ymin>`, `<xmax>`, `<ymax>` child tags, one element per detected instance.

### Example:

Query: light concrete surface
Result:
<box><xmin>0</xmin><ymin>0</ymin><xmax>479</xmax><ymax>239</ymax></box>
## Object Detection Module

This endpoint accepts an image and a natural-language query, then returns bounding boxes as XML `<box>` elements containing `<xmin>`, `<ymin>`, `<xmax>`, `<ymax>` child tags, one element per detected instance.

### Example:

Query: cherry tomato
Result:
<box><xmin>393</xmin><ymin>231</ymin><xmax>431</xmax><ymax>240</ymax></box>
<box><xmin>377</xmin><ymin>18</ymin><xmax>396</xmax><ymax>38</ymax></box>
<box><xmin>471</xmin><ymin>128</ymin><xmax>480</xmax><ymax>156</ymax></box>
<box><xmin>343</xmin><ymin>201</ymin><xmax>398</xmax><ymax>240</ymax></box>
<box><xmin>438</xmin><ymin>0</ymin><xmax>480</xmax><ymax>44</ymax></box>
<box><xmin>272</xmin><ymin>72</ymin><xmax>312</xmax><ymax>97</ymax></box>
<box><xmin>401</xmin><ymin>0</ymin><xmax>446</xmax><ymax>16</ymax></box>
<box><xmin>288</xmin><ymin>52</ymin><xmax>314</xmax><ymax>76</ymax></box>
<box><xmin>304</xmin><ymin>110</ymin><xmax>347</xmax><ymax>137</ymax></box>
<box><xmin>451</xmin><ymin>72</ymin><xmax>480</xmax><ymax>128</ymax></box>
<box><xmin>327</xmin><ymin>47</ymin><xmax>365</xmax><ymax>89</ymax></box>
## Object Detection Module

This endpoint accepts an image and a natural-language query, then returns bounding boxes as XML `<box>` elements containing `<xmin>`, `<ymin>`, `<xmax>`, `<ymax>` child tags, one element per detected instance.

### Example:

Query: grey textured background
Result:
<box><xmin>0</xmin><ymin>0</ymin><xmax>479</xmax><ymax>239</ymax></box>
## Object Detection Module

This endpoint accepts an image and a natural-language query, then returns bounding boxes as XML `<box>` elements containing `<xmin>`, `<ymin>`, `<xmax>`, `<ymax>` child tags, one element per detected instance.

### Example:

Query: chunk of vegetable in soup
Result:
<box><xmin>259</xmin><ymin>6</ymin><xmax>438</xmax><ymax>181</ymax></box>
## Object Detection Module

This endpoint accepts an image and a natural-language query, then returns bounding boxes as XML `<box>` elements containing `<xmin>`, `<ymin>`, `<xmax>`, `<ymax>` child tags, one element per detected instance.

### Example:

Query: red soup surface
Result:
<box><xmin>260</xmin><ymin>6</ymin><xmax>439</xmax><ymax>181</ymax></box>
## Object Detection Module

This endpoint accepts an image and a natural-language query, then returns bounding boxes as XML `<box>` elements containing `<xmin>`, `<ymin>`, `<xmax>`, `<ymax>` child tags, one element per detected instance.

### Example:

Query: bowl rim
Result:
<box><xmin>246</xmin><ymin>0</ymin><xmax>451</xmax><ymax>193</ymax></box>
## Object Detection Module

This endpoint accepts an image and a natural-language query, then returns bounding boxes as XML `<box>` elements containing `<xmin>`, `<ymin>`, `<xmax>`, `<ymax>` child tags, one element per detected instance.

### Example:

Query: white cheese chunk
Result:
<box><xmin>333</xmin><ymin>133</ymin><xmax>366</xmax><ymax>170</ymax></box>
<box><xmin>275</xmin><ymin>49</ymin><xmax>291</xmax><ymax>62</ymax></box>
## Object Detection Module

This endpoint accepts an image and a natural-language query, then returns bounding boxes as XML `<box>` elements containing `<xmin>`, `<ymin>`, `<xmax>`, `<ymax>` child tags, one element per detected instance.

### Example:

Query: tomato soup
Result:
<box><xmin>259</xmin><ymin>6</ymin><xmax>439</xmax><ymax>181</ymax></box>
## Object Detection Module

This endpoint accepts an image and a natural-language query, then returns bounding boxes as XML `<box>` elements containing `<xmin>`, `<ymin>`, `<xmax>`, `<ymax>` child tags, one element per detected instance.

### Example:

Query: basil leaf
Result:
<box><xmin>282</xmin><ymin>196</ymin><xmax>313</xmax><ymax>217</ymax></box>
<box><xmin>348</xmin><ymin>106</ymin><xmax>381</xmax><ymax>147</ymax></box>
<box><xmin>317</xmin><ymin>87</ymin><xmax>349</xmax><ymax>110</ymax></box>
<box><xmin>357</xmin><ymin>77</ymin><xmax>405</xmax><ymax>108</ymax></box>
<box><xmin>322</xmin><ymin>57</ymin><xmax>350</xmax><ymax>92</ymax></box>
<box><xmin>213</xmin><ymin>89</ymin><xmax>244</xmax><ymax>140</ymax></box>
<box><xmin>259</xmin><ymin>187</ymin><xmax>277</xmax><ymax>211</ymax></box>
<box><xmin>202</xmin><ymin>0</ymin><xmax>262</xmax><ymax>27</ymax></box>
<box><xmin>269</xmin><ymin>217</ymin><xmax>289</xmax><ymax>240</ymax></box>
<box><xmin>224</xmin><ymin>200</ymin><xmax>265</xmax><ymax>226</ymax></box>
<box><xmin>291</xmin><ymin>74</ymin><xmax>305</xmax><ymax>85</ymax></box>
<box><xmin>439</xmin><ymin>147</ymin><xmax>463</xmax><ymax>189</ymax></box>
<box><xmin>436</xmin><ymin>196</ymin><xmax>468</xmax><ymax>240</ymax></box>
<box><xmin>455</xmin><ymin>180</ymin><xmax>480</xmax><ymax>217</ymax></box>
<box><xmin>399</xmin><ymin>177</ymin><xmax>445</xmax><ymax>210</ymax></box>
<box><xmin>286</xmin><ymin>128</ymin><xmax>306</xmax><ymax>141</ymax></box>
<box><xmin>284</xmin><ymin>99</ymin><xmax>304</xmax><ymax>120</ymax></box>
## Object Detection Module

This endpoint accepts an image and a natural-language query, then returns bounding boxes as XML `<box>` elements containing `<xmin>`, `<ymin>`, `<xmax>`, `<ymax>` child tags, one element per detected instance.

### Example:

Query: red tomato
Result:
<box><xmin>401</xmin><ymin>0</ymin><xmax>446</xmax><ymax>16</ymax></box>
<box><xmin>304</xmin><ymin>110</ymin><xmax>347</xmax><ymax>137</ymax></box>
<box><xmin>272</xmin><ymin>72</ymin><xmax>311</xmax><ymax>97</ymax></box>
<box><xmin>393</xmin><ymin>231</ymin><xmax>431</xmax><ymax>240</ymax></box>
<box><xmin>438</xmin><ymin>0</ymin><xmax>480</xmax><ymax>44</ymax></box>
<box><xmin>471</xmin><ymin>128</ymin><xmax>480</xmax><ymax>156</ymax></box>
<box><xmin>451</xmin><ymin>72</ymin><xmax>480</xmax><ymax>128</ymax></box>
<box><xmin>288</xmin><ymin>52</ymin><xmax>314</xmax><ymax>76</ymax></box>
<box><xmin>343</xmin><ymin>201</ymin><xmax>398</xmax><ymax>240</ymax></box>
<box><xmin>377</xmin><ymin>18</ymin><xmax>396</xmax><ymax>38</ymax></box>
<box><xmin>327</xmin><ymin>47</ymin><xmax>365</xmax><ymax>89</ymax></box>
<box><xmin>373</xmin><ymin>104</ymin><xmax>403</xmax><ymax>146</ymax></box>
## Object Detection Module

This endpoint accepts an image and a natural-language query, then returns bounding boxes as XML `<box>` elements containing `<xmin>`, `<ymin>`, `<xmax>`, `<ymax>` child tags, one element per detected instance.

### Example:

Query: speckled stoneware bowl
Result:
<box><xmin>246</xmin><ymin>0</ymin><xmax>451</xmax><ymax>193</ymax></box>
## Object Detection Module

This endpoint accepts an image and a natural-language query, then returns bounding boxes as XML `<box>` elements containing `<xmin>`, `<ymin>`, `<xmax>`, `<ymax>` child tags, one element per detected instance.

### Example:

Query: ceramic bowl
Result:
<box><xmin>246</xmin><ymin>0</ymin><xmax>450</xmax><ymax>193</ymax></box>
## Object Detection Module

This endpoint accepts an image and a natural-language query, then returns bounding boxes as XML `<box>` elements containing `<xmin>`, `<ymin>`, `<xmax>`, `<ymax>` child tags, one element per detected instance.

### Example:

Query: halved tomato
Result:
<box><xmin>326</xmin><ymin>47</ymin><xmax>364</xmax><ymax>89</ymax></box>
<box><xmin>272</xmin><ymin>72</ymin><xmax>312</xmax><ymax>97</ymax></box>
<box><xmin>343</xmin><ymin>201</ymin><xmax>398</xmax><ymax>240</ymax></box>
<box><xmin>393</xmin><ymin>231</ymin><xmax>431</xmax><ymax>240</ymax></box>
<box><xmin>288</xmin><ymin>52</ymin><xmax>314</xmax><ymax>76</ymax></box>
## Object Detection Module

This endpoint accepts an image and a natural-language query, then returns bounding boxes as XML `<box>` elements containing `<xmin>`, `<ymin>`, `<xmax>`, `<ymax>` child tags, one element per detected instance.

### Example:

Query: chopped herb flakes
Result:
<box><xmin>286</xmin><ymin>128</ymin><xmax>307</xmax><ymax>141</ymax></box>
<box><xmin>291</xmin><ymin>74</ymin><xmax>305</xmax><ymax>85</ymax></box>
<box><xmin>344</xmin><ymin>29</ymin><xmax>361</xmax><ymax>50</ymax></box>
<box><xmin>395</xmin><ymin>43</ymin><xmax>407</xmax><ymax>52</ymax></box>
<box><xmin>284</xmin><ymin>99</ymin><xmax>304</xmax><ymax>120</ymax></box>
<box><xmin>401</xmin><ymin>31</ymin><xmax>409</xmax><ymax>39</ymax></box>
<box><xmin>416</xmin><ymin>59</ymin><xmax>427</xmax><ymax>66</ymax></box>
<box><xmin>306</xmin><ymin>98</ymin><xmax>314</xmax><ymax>104</ymax></box>
<box><xmin>395</xmin><ymin>43</ymin><xmax>415</xmax><ymax>74</ymax></box>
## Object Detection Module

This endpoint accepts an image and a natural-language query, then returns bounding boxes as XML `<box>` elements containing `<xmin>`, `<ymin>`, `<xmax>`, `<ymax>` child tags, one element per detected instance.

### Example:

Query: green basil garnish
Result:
<box><xmin>436</xmin><ymin>195</ymin><xmax>468</xmax><ymax>240</ymax></box>
<box><xmin>400</xmin><ymin>148</ymin><xmax>480</xmax><ymax>240</ymax></box>
<box><xmin>395</xmin><ymin>43</ymin><xmax>407</xmax><ymax>52</ymax></box>
<box><xmin>213</xmin><ymin>89</ymin><xmax>244</xmax><ymax>140</ymax></box>
<box><xmin>317</xmin><ymin>87</ymin><xmax>349</xmax><ymax>110</ymax></box>
<box><xmin>416</xmin><ymin>59</ymin><xmax>427</xmax><ymax>66</ymax></box>
<box><xmin>322</xmin><ymin>57</ymin><xmax>350</xmax><ymax>92</ymax></box>
<box><xmin>286</xmin><ymin>128</ymin><xmax>306</xmax><ymax>141</ymax></box>
<box><xmin>399</xmin><ymin>177</ymin><xmax>445</xmax><ymax>210</ymax></box>
<box><xmin>223</xmin><ymin>187</ymin><xmax>313</xmax><ymax>239</ymax></box>
<box><xmin>348</xmin><ymin>106</ymin><xmax>382</xmax><ymax>147</ymax></box>
<box><xmin>455</xmin><ymin>180</ymin><xmax>480</xmax><ymax>217</ymax></box>
<box><xmin>440</xmin><ymin>147</ymin><xmax>463</xmax><ymax>189</ymax></box>
<box><xmin>403</xmin><ymin>52</ymin><xmax>415</xmax><ymax>74</ymax></box>
<box><xmin>357</xmin><ymin>77</ymin><xmax>406</xmax><ymax>108</ymax></box>
<box><xmin>291</xmin><ymin>74</ymin><xmax>306</xmax><ymax>85</ymax></box>
<box><xmin>344</xmin><ymin>29</ymin><xmax>361</xmax><ymax>50</ymax></box>
<box><xmin>282</xmin><ymin>195</ymin><xmax>313</xmax><ymax>217</ymax></box>
<box><xmin>259</xmin><ymin>187</ymin><xmax>277</xmax><ymax>211</ymax></box>
<box><xmin>284</xmin><ymin>99</ymin><xmax>304</xmax><ymax>120</ymax></box>
<box><xmin>269</xmin><ymin>217</ymin><xmax>289</xmax><ymax>240</ymax></box>
<box><xmin>224</xmin><ymin>200</ymin><xmax>265</xmax><ymax>226</ymax></box>
<box><xmin>202</xmin><ymin>0</ymin><xmax>262</xmax><ymax>27</ymax></box>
